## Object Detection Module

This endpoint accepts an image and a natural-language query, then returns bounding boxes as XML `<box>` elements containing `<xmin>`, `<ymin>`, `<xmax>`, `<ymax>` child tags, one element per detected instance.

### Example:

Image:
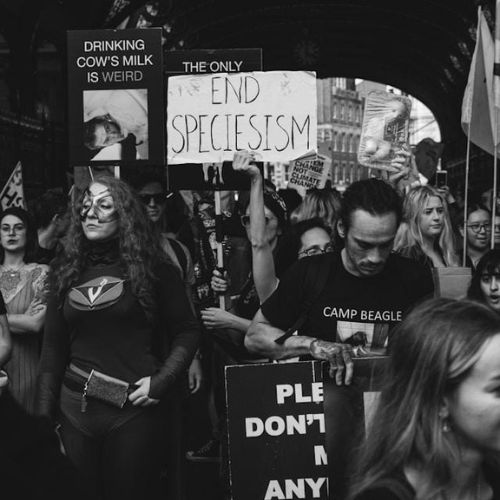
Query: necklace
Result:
<box><xmin>1</xmin><ymin>263</ymin><xmax>24</xmax><ymax>277</ymax></box>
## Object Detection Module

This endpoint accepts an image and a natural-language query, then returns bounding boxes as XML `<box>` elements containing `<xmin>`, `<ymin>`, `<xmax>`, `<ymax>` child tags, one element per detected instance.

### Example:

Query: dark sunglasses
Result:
<box><xmin>139</xmin><ymin>193</ymin><xmax>165</xmax><ymax>205</ymax></box>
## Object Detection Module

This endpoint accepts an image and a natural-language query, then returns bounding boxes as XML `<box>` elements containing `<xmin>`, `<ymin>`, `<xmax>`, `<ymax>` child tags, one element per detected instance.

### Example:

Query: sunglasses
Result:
<box><xmin>240</xmin><ymin>215</ymin><xmax>275</xmax><ymax>227</ymax></box>
<box><xmin>139</xmin><ymin>193</ymin><xmax>165</xmax><ymax>205</ymax></box>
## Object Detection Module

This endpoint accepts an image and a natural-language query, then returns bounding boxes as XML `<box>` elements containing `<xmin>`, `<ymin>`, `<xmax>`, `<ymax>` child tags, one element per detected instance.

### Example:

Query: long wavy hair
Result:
<box><xmin>348</xmin><ymin>298</ymin><xmax>500</xmax><ymax>499</ymax></box>
<box><xmin>0</xmin><ymin>207</ymin><xmax>39</xmax><ymax>264</ymax></box>
<box><xmin>50</xmin><ymin>175</ymin><xmax>166</xmax><ymax>323</ymax></box>
<box><xmin>393</xmin><ymin>185</ymin><xmax>459</xmax><ymax>266</ymax></box>
<box><xmin>468</xmin><ymin>249</ymin><xmax>500</xmax><ymax>304</ymax></box>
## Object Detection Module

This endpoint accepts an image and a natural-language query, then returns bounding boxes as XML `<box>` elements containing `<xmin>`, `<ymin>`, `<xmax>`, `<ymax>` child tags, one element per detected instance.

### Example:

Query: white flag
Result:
<box><xmin>461</xmin><ymin>8</ymin><xmax>496</xmax><ymax>155</ymax></box>
<box><xmin>0</xmin><ymin>162</ymin><xmax>26</xmax><ymax>210</ymax></box>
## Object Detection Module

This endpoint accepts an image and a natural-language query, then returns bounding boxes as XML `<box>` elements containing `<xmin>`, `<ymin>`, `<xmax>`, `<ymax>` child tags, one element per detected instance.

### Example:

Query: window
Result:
<box><xmin>340</xmin><ymin>102</ymin><xmax>345</xmax><ymax>121</ymax></box>
<box><xmin>332</xmin><ymin>101</ymin><xmax>338</xmax><ymax>119</ymax></box>
<box><xmin>348</xmin><ymin>105</ymin><xmax>352</xmax><ymax>122</ymax></box>
<box><xmin>347</xmin><ymin>135</ymin><xmax>352</xmax><ymax>153</ymax></box>
<box><xmin>336</xmin><ymin>133</ymin><xmax>342</xmax><ymax>152</ymax></box>
<box><xmin>353</xmin><ymin>135</ymin><xmax>359</xmax><ymax>153</ymax></box>
<box><xmin>341</xmin><ymin>162</ymin><xmax>347</xmax><ymax>182</ymax></box>
<box><xmin>355</xmin><ymin>106</ymin><xmax>361</xmax><ymax>123</ymax></box>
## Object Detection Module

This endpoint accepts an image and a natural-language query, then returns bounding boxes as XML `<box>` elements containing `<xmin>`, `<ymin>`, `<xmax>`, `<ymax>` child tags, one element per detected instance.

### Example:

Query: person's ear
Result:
<box><xmin>337</xmin><ymin>219</ymin><xmax>346</xmax><ymax>240</ymax></box>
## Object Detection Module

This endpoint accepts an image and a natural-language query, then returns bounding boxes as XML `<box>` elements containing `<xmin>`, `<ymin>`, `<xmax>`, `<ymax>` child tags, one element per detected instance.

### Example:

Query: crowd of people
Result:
<box><xmin>0</xmin><ymin>149</ymin><xmax>500</xmax><ymax>499</ymax></box>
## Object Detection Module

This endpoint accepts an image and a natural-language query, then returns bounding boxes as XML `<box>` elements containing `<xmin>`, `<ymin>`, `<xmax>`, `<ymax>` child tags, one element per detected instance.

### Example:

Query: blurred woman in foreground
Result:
<box><xmin>349</xmin><ymin>298</ymin><xmax>500</xmax><ymax>499</ymax></box>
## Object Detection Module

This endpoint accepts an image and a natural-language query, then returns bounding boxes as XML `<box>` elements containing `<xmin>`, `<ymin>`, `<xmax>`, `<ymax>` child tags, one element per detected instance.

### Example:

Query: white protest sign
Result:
<box><xmin>287</xmin><ymin>152</ymin><xmax>331</xmax><ymax>193</ymax></box>
<box><xmin>167</xmin><ymin>71</ymin><xmax>317</xmax><ymax>164</ymax></box>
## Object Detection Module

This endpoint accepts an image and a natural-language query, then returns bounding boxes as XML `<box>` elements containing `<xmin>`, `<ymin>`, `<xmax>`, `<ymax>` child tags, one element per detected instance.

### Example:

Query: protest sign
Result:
<box><xmin>432</xmin><ymin>267</ymin><xmax>472</xmax><ymax>299</ymax></box>
<box><xmin>226</xmin><ymin>361</ymin><xmax>328</xmax><ymax>500</ymax></box>
<box><xmin>226</xmin><ymin>358</ymin><xmax>389</xmax><ymax>500</ymax></box>
<box><xmin>288</xmin><ymin>152</ymin><xmax>331</xmax><ymax>194</ymax></box>
<box><xmin>167</xmin><ymin>71</ymin><xmax>317</xmax><ymax>165</ymax></box>
<box><xmin>165</xmin><ymin>49</ymin><xmax>263</xmax><ymax>191</ymax></box>
<box><xmin>67</xmin><ymin>28</ymin><xmax>164</xmax><ymax>167</ymax></box>
<box><xmin>357</xmin><ymin>90</ymin><xmax>411</xmax><ymax>172</ymax></box>
<box><xmin>165</xmin><ymin>48</ymin><xmax>262</xmax><ymax>76</ymax></box>
<box><xmin>0</xmin><ymin>162</ymin><xmax>26</xmax><ymax>210</ymax></box>
<box><xmin>322</xmin><ymin>357</ymin><xmax>388</xmax><ymax>498</ymax></box>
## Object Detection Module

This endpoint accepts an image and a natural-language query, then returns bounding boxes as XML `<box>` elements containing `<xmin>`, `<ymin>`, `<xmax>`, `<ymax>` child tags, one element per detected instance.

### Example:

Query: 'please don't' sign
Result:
<box><xmin>166</xmin><ymin>71</ymin><xmax>317</xmax><ymax>164</ymax></box>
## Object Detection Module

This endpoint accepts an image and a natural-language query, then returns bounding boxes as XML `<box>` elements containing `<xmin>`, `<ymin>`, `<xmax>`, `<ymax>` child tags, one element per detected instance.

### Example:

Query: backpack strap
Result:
<box><xmin>168</xmin><ymin>237</ymin><xmax>188</xmax><ymax>281</ymax></box>
<box><xmin>274</xmin><ymin>253</ymin><xmax>335</xmax><ymax>345</ymax></box>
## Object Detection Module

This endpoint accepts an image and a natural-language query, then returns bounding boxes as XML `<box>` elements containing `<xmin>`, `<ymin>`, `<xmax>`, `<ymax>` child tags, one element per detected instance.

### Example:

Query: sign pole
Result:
<box><xmin>214</xmin><ymin>170</ymin><xmax>226</xmax><ymax>309</ymax></box>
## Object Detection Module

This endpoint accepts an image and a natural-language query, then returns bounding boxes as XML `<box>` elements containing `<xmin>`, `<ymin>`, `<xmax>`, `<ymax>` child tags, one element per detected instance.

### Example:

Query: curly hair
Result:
<box><xmin>49</xmin><ymin>175</ymin><xmax>167</xmax><ymax>323</ymax></box>
<box><xmin>393</xmin><ymin>185</ymin><xmax>459</xmax><ymax>267</ymax></box>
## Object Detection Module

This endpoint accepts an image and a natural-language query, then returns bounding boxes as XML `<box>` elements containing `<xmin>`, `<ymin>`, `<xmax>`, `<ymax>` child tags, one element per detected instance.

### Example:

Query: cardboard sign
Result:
<box><xmin>432</xmin><ymin>267</ymin><xmax>472</xmax><ymax>299</ymax></box>
<box><xmin>167</xmin><ymin>71</ymin><xmax>317</xmax><ymax>165</ymax></box>
<box><xmin>67</xmin><ymin>28</ymin><xmax>164</xmax><ymax>167</ymax></box>
<box><xmin>0</xmin><ymin>162</ymin><xmax>26</xmax><ymax>210</ymax></box>
<box><xmin>167</xmin><ymin>161</ymin><xmax>264</xmax><ymax>191</ymax></box>
<box><xmin>288</xmin><ymin>152</ymin><xmax>331</xmax><ymax>194</ymax></box>
<box><xmin>226</xmin><ymin>361</ymin><xmax>328</xmax><ymax>500</ymax></box>
<box><xmin>165</xmin><ymin>49</ymin><xmax>263</xmax><ymax>191</ymax></box>
<box><xmin>226</xmin><ymin>359</ymin><xmax>388</xmax><ymax>500</ymax></box>
<box><xmin>322</xmin><ymin>358</ymin><xmax>388</xmax><ymax>498</ymax></box>
<box><xmin>165</xmin><ymin>48</ymin><xmax>262</xmax><ymax>76</ymax></box>
<box><xmin>358</xmin><ymin>90</ymin><xmax>412</xmax><ymax>172</ymax></box>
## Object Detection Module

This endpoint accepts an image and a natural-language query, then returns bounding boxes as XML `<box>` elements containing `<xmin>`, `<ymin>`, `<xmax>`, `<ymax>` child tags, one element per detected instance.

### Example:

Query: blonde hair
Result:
<box><xmin>393</xmin><ymin>185</ymin><xmax>459</xmax><ymax>267</ymax></box>
<box><xmin>293</xmin><ymin>189</ymin><xmax>341</xmax><ymax>232</ymax></box>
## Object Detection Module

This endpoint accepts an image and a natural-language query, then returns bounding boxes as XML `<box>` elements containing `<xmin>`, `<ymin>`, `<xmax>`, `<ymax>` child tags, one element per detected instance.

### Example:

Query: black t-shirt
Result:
<box><xmin>36</xmin><ymin>260</ymin><xmax>200</xmax><ymax>418</ymax></box>
<box><xmin>261</xmin><ymin>252</ymin><xmax>434</xmax><ymax>348</ymax></box>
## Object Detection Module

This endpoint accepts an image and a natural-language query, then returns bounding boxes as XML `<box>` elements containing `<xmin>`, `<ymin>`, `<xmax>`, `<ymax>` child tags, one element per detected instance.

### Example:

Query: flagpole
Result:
<box><xmin>463</xmin><ymin>128</ymin><xmax>472</xmax><ymax>265</ymax></box>
<box><xmin>493</xmin><ymin>149</ymin><xmax>498</xmax><ymax>249</ymax></box>
<box><xmin>493</xmin><ymin>0</ymin><xmax>500</xmax><ymax>248</ymax></box>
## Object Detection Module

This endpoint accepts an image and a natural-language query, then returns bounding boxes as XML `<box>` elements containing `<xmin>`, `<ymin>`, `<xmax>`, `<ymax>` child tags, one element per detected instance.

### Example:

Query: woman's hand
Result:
<box><xmin>128</xmin><ymin>376</ymin><xmax>160</xmax><ymax>407</ymax></box>
<box><xmin>388</xmin><ymin>149</ymin><xmax>420</xmax><ymax>192</ymax></box>
<box><xmin>211</xmin><ymin>269</ymin><xmax>229</xmax><ymax>294</ymax></box>
<box><xmin>201</xmin><ymin>307</ymin><xmax>238</xmax><ymax>329</ymax></box>
<box><xmin>188</xmin><ymin>358</ymin><xmax>203</xmax><ymax>394</ymax></box>
<box><xmin>233</xmin><ymin>150</ymin><xmax>261</xmax><ymax>178</ymax></box>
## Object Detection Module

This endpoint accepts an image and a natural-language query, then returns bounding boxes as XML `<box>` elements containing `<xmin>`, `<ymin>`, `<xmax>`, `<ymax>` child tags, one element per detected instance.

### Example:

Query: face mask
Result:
<box><xmin>80</xmin><ymin>188</ymin><xmax>118</xmax><ymax>223</ymax></box>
